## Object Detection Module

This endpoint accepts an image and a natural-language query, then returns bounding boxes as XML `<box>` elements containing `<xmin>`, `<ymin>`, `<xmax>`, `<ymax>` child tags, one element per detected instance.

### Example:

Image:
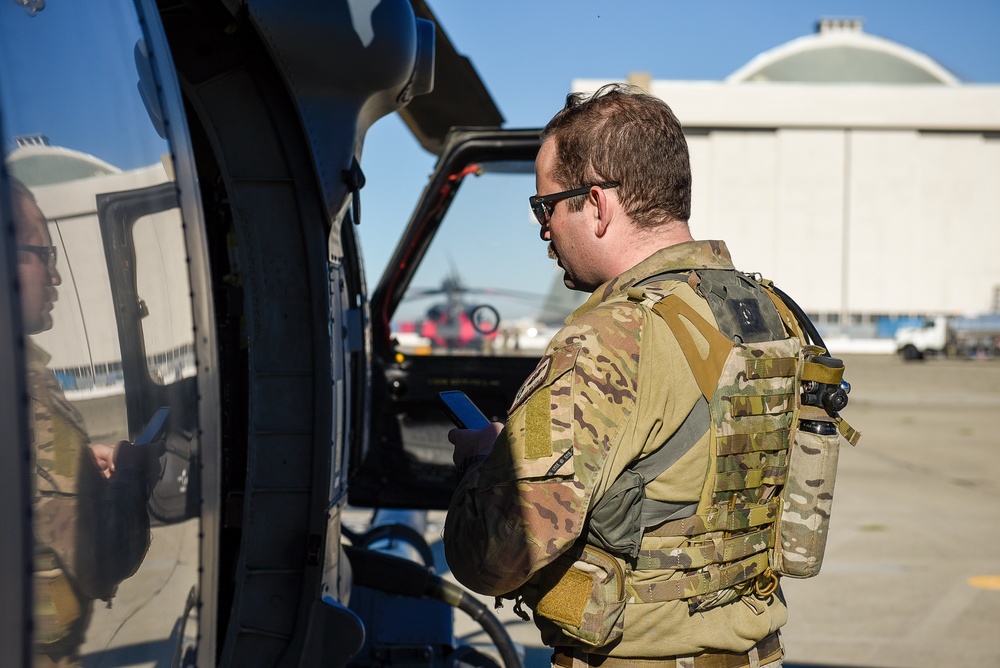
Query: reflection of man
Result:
<box><xmin>13</xmin><ymin>179</ymin><xmax>153</xmax><ymax>668</ymax></box>
<box><xmin>445</xmin><ymin>86</ymin><xmax>793</xmax><ymax>666</ymax></box>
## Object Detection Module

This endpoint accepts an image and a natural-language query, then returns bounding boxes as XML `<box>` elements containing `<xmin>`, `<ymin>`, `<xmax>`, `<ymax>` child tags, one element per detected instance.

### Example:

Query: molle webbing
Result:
<box><xmin>645</xmin><ymin>498</ymin><xmax>780</xmax><ymax>538</ymax></box>
<box><xmin>761</xmin><ymin>282</ymin><xmax>860</xmax><ymax>448</ymax></box>
<box><xmin>716</xmin><ymin>451</ymin><xmax>788</xmax><ymax>492</ymax></box>
<box><xmin>717</xmin><ymin>428</ymin><xmax>790</xmax><ymax>455</ymax></box>
<box><xmin>729</xmin><ymin>392</ymin><xmax>795</xmax><ymax>417</ymax></box>
<box><xmin>647</xmin><ymin>296</ymin><xmax>797</xmax><ymax>405</ymax></box>
<box><xmin>629</xmin><ymin>552</ymin><xmax>770</xmax><ymax>603</ymax></box>
<box><xmin>631</xmin><ymin>275</ymin><xmax>798</xmax><ymax>606</ymax></box>
<box><xmin>635</xmin><ymin>526</ymin><xmax>774</xmax><ymax>570</ymax></box>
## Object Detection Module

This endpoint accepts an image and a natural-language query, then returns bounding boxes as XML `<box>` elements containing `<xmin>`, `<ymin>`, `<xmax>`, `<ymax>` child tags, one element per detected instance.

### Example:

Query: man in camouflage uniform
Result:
<box><xmin>13</xmin><ymin>179</ymin><xmax>153</xmax><ymax>667</ymax></box>
<box><xmin>444</xmin><ymin>86</ymin><xmax>785</xmax><ymax>667</ymax></box>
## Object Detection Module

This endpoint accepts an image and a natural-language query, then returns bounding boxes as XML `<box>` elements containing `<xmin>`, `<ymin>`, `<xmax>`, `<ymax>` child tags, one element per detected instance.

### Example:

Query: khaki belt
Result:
<box><xmin>552</xmin><ymin>631</ymin><xmax>782</xmax><ymax>668</ymax></box>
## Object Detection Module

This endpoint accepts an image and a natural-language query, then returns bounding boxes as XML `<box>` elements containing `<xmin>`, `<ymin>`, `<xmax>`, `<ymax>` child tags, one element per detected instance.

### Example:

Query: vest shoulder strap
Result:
<box><xmin>650</xmin><ymin>295</ymin><xmax>733</xmax><ymax>400</ymax></box>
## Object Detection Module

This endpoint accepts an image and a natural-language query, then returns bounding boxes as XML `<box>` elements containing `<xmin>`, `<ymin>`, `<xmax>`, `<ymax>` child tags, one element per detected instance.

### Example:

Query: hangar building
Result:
<box><xmin>576</xmin><ymin>19</ymin><xmax>1000</xmax><ymax>341</ymax></box>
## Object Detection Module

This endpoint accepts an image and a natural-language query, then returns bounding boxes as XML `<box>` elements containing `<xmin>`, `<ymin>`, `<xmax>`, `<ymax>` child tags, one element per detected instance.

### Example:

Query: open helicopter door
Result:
<box><xmin>98</xmin><ymin>181</ymin><xmax>199</xmax><ymax>525</ymax></box>
<box><xmin>356</xmin><ymin>128</ymin><xmax>588</xmax><ymax>509</ymax></box>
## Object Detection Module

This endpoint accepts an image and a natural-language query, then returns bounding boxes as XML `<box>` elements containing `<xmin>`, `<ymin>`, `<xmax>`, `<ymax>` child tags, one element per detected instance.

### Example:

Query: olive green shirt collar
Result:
<box><xmin>567</xmin><ymin>240</ymin><xmax>735</xmax><ymax>324</ymax></box>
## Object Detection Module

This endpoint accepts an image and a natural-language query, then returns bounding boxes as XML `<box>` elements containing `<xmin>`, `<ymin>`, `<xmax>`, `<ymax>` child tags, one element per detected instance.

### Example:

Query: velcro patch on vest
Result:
<box><xmin>51</xmin><ymin>413</ymin><xmax>84</xmax><ymax>478</ymax></box>
<box><xmin>35</xmin><ymin>562</ymin><xmax>84</xmax><ymax>641</ymax></box>
<box><xmin>536</xmin><ymin>567</ymin><xmax>590</xmax><ymax>627</ymax></box>
<box><xmin>525</xmin><ymin>390</ymin><xmax>553</xmax><ymax>459</ymax></box>
<box><xmin>727</xmin><ymin>298</ymin><xmax>768</xmax><ymax>337</ymax></box>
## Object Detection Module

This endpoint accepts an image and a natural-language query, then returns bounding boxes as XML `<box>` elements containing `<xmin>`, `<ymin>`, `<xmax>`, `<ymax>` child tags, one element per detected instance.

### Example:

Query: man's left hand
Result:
<box><xmin>90</xmin><ymin>443</ymin><xmax>118</xmax><ymax>479</ymax></box>
<box><xmin>448</xmin><ymin>422</ymin><xmax>503</xmax><ymax>469</ymax></box>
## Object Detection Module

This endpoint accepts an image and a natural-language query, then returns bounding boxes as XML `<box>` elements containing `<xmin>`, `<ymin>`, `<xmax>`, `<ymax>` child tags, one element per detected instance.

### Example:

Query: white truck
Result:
<box><xmin>895</xmin><ymin>315</ymin><xmax>1000</xmax><ymax>360</ymax></box>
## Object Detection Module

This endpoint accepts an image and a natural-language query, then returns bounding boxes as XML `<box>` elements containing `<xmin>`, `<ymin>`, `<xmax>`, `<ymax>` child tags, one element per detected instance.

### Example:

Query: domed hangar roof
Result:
<box><xmin>728</xmin><ymin>18</ymin><xmax>959</xmax><ymax>85</ymax></box>
<box><xmin>7</xmin><ymin>135</ymin><xmax>121</xmax><ymax>187</ymax></box>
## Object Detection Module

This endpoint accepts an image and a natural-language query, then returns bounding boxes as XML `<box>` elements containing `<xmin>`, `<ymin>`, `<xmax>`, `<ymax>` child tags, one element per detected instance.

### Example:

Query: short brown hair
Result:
<box><xmin>7</xmin><ymin>176</ymin><xmax>40</xmax><ymax>239</ymax></box>
<box><xmin>540</xmin><ymin>83</ymin><xmax>691</xmax><ymax>226</ymax></box>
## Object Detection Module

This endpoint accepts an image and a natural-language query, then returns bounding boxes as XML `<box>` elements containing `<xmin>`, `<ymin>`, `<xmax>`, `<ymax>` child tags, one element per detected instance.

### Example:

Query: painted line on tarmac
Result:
<box><xmin>968</xmin><ymin>575</ymin><xmax>1000</xmax><ymax>591</ymax></box>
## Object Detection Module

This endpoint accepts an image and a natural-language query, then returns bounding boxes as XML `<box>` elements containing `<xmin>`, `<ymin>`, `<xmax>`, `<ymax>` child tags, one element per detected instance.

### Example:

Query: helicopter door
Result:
<box><xmin>98</xmin><ymin>182</ymin><xmax>199</xmax><ymax>524</ymax></box>
<box><xmin>357</xmin><ymin>128</ymin><xmax>588</xmax><ymax>509</ymax></box>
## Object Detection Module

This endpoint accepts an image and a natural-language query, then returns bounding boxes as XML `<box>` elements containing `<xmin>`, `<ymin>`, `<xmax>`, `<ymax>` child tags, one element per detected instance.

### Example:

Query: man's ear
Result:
<box><xmin>592</xmin><ymin>186</ymin><xmax>612</xmax><ymax>237</ymax></box>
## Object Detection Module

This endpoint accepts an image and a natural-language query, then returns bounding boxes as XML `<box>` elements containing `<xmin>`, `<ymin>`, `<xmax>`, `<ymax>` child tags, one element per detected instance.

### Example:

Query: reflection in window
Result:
<box><xmin>13</xmin><ymin>175</ymin><xmax>156</xmax><ymax>667</ymax></box>
<box><xmin>133</xmin><ymin>211</ymin><xmax>196</xmax><ymax>385</ymax></box>
<box><xmin>1</xmin><ymin>2</ymin><xmax>201</xmax><ymax>665</ymax></box>
<box><xmin>392</xmin><ymin>167</ymin><xmax>586</xmax><ymax>357</ymax></box>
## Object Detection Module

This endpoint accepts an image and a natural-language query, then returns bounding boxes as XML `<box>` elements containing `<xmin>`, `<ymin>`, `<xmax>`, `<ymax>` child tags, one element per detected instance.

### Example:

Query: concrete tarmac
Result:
<box><xmin>437</xmin><ymin>354</ymin><xmax>1000</xmax><ymax>668</ymax></box>
<box><xmin>81</xmin><ymin>354</ymin><xmax>1000</xmax><ymax>667</ymax></box>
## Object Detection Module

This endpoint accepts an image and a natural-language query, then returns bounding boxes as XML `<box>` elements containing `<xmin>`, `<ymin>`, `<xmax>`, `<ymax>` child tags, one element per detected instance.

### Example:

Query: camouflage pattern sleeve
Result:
<box><xmin>444</xmin><ymin>301</ymin><xmax>645</xmax><ymax>596</ymax></box>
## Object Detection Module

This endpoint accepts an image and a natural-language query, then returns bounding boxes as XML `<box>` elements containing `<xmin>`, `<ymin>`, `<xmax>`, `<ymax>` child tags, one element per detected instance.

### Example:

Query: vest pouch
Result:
<box><xmin>34</xmin><ymin>557</ymin><xmax>82</xmax><ymax>645</ymax></box>
<box><xmin>774</xmin><ymin>411</ymin><xmax>841</xmax><ymax>578</ymax></box>
<box><xmin>586</xmin><ymin>469</ymin><xmax>644</xmax><ymax>558</ymax></box>
<box><xmin>534</xmin><ymin>544</ymin><xmax>627</xmax><ymax>648</ymax></box>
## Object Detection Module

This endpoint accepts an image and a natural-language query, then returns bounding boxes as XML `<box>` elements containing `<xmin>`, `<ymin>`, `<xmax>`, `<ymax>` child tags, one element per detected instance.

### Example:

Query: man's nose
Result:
<box><xmin>49</xmin><ymin>266</ymin><xmax>61</xmax><ymax>286</ymax></box>
<box><xmin>539</xmin><ymin>223</ymin><xmax>550</xmax><ymax>241</ymax></box>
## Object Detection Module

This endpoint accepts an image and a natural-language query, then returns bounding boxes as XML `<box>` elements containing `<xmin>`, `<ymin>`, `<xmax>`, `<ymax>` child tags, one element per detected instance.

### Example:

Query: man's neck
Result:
<box><xmin>605</xmin><ymin>220</ymin><xmax>694</xmax><ymax>279</ymax></box>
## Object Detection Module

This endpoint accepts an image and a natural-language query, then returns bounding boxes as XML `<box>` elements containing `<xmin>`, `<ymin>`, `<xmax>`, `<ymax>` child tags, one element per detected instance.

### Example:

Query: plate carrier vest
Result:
<box><xmin>588</xmin><ymin>269</ymin><xmax>861</xmax><ymax>613</ymax></box>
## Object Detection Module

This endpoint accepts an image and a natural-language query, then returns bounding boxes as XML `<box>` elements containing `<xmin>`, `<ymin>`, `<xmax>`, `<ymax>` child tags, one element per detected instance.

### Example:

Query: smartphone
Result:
<box><xmin>135</xmin><ymin>406</ymin><xmax>170</xmax><ymax>445</ymax></box>
<box><xmin>438</xmin><ymin>391</ymin><xmax>490</xmax><ymax>429</ymax></box>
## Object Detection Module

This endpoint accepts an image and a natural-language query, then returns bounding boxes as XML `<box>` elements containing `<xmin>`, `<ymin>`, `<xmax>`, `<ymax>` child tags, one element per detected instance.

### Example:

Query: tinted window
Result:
<box><xmin>391</xmin><ymin>164</ymin><xmax>585</xmax><ymax>356</ymax></box>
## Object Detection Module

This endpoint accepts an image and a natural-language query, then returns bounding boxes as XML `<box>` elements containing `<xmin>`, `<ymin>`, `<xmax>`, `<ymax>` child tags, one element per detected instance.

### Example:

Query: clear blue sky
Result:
<box><xmin>2</xmin><ymin>1</ymin><xmax>997</xmax><ymax>291</ymax></box>
<box><xmin>358</xmin><ymin>0</ymin><xmax>1000</xmax><ymax>286</ymax></box>
<box><xmin>0</xmin><ymin>0</ymin><xmax>165</xmax><ymax>169</ymax></box>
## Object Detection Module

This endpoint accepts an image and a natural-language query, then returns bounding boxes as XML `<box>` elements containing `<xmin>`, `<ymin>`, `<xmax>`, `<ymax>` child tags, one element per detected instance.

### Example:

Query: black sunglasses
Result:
<box><xmin>17</xmin><ymin>243</ymin><xmax>57</xmax><ymax>269</ymax></box>
<box><xmin>528</xmin><ymin>182</ymin><xmax>619</xmax><ymax>226</ymax></box>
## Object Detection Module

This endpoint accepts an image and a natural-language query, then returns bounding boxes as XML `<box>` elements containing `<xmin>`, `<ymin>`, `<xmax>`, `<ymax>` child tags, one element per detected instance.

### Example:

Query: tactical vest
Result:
<box><xmin>532</xmin><ymin>270</ymin><xmax>860</xmax><ymax>647</ymax></box>
<box><xmin>609</xmin><ymin>270</ymin><xmax>857</xmax><ymax>611</ymax></box>
<box><xmin>31</xmin><ymin>391</ymin><xmax>90</xmax><ymax>646</ymax></box>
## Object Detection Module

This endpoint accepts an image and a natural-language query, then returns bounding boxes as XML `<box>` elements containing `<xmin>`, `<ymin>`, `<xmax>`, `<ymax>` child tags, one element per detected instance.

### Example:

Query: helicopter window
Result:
<box><xmin>391</xmin><ymin>165</ymin><xmax>586</xmax><ymax>356</ymax></box>
<box><xmin>2</xmin><ymin>2</ymin><xmax>202</xmax><ymax>665</ymax></box>
<box><xmin>133</xmin><ymin>210</ymin><xmax>196</xmax><ymax>385</ymax></box>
